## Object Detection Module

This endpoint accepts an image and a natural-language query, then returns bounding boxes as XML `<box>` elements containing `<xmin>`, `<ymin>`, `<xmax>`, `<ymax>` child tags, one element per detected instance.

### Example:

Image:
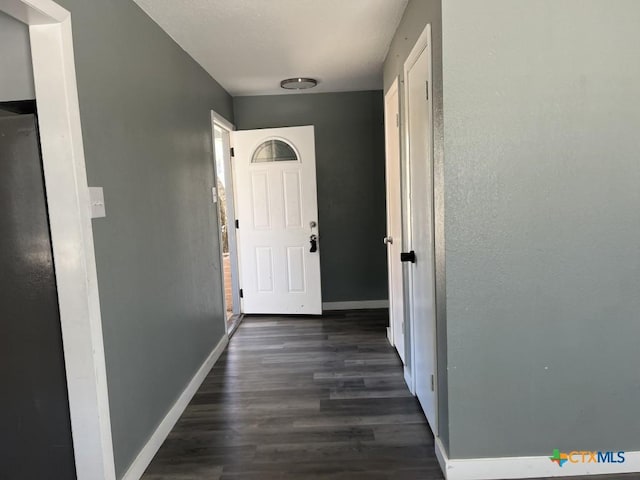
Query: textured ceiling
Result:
<box><xmin>132</xmin><ymin>0</ymin><xmax>409</xmax><ymax>96</ymax></box>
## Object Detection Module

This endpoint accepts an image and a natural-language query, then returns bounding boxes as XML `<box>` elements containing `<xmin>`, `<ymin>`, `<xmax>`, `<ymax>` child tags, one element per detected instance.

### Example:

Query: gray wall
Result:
<box><xmin>443</xmin><ymin>0</ymin><xmax>640</xmax><ymax>459</ymax></box>
<box><xmin>233</xmin><ymin>92</ymin><xmax>388</xmax><ymax>304</ymax></box>
<box><xmin>383</xmin><ymin>0</ymin><xmax>449</xmax><ymax>449</ymax></box>
<box><xmin>55</xmin><ymin>0</ymin><xmax>233</xmax><ymax>476</ymax></box>
<box><xmin>0</xmin><ymin>11</ymin><xmax>35</xmax><ymax>101</ymax></box>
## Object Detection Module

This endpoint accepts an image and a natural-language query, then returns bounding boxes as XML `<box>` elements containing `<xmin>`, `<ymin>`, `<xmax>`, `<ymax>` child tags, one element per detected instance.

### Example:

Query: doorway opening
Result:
<box><xmin>214</xmin><ymin>126</ymin><xmax>232</xmax><ymax>321</ymax></box>
<box><xmin>1</xmin><ymin>99</ymin><xmax>77</xmax><ymax>479</ymax></box>
<box><xmin>212</xmin><ymin>113</ymin><xmax>240</xmax><ymax>331</ymax></box>
<box><xmin>1</xmin><ymin>2</ymin><xmax>116</xmax><ymax>477</ymax></box>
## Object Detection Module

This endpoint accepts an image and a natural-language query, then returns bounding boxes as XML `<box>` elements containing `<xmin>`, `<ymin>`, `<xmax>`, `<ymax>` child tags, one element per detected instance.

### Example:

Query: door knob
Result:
<box><xmin>383</xmin><ymin>236</ymin><xmax>393</xmax><ymax>245</ymax></box>
<box><xmin>310</xmin><ymin>234</ymin><xmax>318</xmax><ymax>253</ymax></box>
<box><xmin>400</xmin><ymin>251</ymin><xmax>416</xmax><ymax>263</ymax></box>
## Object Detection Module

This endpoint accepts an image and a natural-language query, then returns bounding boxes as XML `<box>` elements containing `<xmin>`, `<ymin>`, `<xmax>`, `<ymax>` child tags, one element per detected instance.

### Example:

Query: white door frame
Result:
<box><xmin>383</xmin><ymin>76</ymin><xmax>404</xmax><ymax>353</ymax></box>
<box><xmin>211</xmin><ymin>110</ymin><xmax>240</xmax><ymax>326</ymax></box>
<box><xmin>0</xmin><ymin>0</ymin><xmax>115</xmax><ymax>478</ymax></box>
<box><xmin>402</xmin><ymin>23</ymin><xmax>438</xmax><ymax>431</ymax></box>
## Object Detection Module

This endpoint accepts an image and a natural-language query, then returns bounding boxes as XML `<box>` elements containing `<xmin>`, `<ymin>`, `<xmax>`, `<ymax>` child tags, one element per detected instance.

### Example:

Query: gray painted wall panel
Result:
<box><xmin>443</xmin><ymin>0</ymin><xmax>640</xmax><ymax>459</ymax></box>
<box><xmin>0</xmin><ymin>11</ymin><xmax>35</xmax><ymax>101</ymax></box>
<box><xmin>233</xmin><ymin>92</ymin><xmax>388</xmax><ymax>303</ymax></box>
<box><xmin>383</xmin><ymin>0</ymin><xmax>448</xmax><ymax>450</ymax></box>
<box><xmin>55</xmin><ymin>0</ymin><xmax>233</xmax><ymax>475</ymax></box>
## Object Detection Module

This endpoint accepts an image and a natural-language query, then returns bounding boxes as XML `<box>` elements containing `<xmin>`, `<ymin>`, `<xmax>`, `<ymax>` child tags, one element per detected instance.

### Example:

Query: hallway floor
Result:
<box><xmin>142</xmin><ymin>309</ymin><xmax>440</xmax><ymax>479</ymax></box>
<box><xmin>142</xmin><ymin>310</ymin><xmax>639</xmax><ymax>480</ymax></box>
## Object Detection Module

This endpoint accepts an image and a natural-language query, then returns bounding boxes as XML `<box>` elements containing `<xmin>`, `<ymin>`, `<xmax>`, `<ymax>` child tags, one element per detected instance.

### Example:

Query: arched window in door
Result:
<box><xmin>251</xmin><ymin>139</ymin><xmax>298</xmax><ymax>163</ymax></box>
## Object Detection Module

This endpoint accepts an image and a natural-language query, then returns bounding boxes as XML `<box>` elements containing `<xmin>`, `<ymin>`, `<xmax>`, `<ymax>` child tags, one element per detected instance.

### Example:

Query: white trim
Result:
<box><xmin>383</xmin><ymin>76</ymin><xmax>399</xmax><ymax>349</ymax></box>
<box><xmin>322</xmin><ymin>300</ymin><xmax>389</xmax><ymax>311</ymax></box>
<box><xmin>211</xmin><ymin>114</ymin><xmax>229</xmax><ymax>330</ymax></box>
<box><xmin>384</xmin><ymin>75</ymin><xmax>399</xmax><ymax>98</ymax></box>
<box><xmin>403</xmin><ymin>366</ymin><xmax>415</xmax><ymax>394</ymax></box>
<box><xmin>211</xmin><ymin>109</ymin><xmax>235</xmax><ymax>132</ymax></box>
<box><xmin>403</xmin><ymin>23</ymin><xmax>431</xmax><ymax>76</ymax></box>
<box><xmin>211</xmin><ymin>111</ymin><xmax>240</xmax><ymax>320</ymax></box>
<box><xmin>1</xmin><ymin>1</ymin><xmax>115</xmax><ymax>478</ymax></box>
<box><xmin>435</xmin><ymin>436</ymin><xmax>448</xmax><ymax>474</ymax></box>
<box><xmin>435</xmin><ymin>437</ymin><xmax>640</xmax><ymax>480</ymax></box>
<box><xmin>401</xmin><ymin>29</ymin><xmax>422</xmax><ymax>399</ymax></box>
<box><xmin>0</xmin><ymin>0</ymin><xmax>68</xmax><ymax>24</ymax></box>
<box><xmin>122</xmin><ymin>334</ymin><xmax>229</xmax><ymax>480</ymax></box>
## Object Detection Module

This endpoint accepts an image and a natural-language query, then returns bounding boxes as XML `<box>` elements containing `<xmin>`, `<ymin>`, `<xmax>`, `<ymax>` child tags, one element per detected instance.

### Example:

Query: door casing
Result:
<box><xmin>211</xmin><ymin>110</ymin><xmax>241</xmax><ymax>329</ymax></box>
<box><xmin>383</xmin><ymin>77</ymin><xmax>406</xmax><ymax>363</ymax></box>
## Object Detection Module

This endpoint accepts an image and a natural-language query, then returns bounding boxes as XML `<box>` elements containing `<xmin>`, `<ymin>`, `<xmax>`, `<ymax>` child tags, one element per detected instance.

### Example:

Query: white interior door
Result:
<box><xmin>384</xmin><ymin>79</ymin><xmax>406</xmax><ymax>363</ymax></box>
<box><xmin>232</xmin><ymin>125</ymin><xmax>322</xmax><ymax>315</ymax></box>
<box><xmin>404</xmin><ymin>25</ymin><xmax>437</xmax><ymax>432</ymax></box>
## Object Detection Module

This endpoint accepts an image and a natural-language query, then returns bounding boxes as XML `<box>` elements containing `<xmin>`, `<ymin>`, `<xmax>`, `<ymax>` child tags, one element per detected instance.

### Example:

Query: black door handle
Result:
<box><xmin>400</xmin><ymin>251</ymin><xmax>416</xmax><ymax>263</ymax></box>
<box><xmin>310</xmin><ymin>234</ymin><xmax>318</xmax><ymax>253</ymax></box>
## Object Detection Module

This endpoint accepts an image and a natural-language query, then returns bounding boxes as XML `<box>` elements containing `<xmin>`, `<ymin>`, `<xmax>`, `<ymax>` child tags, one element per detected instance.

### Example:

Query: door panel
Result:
<box><xmin>251</xmin><ymin>171</ymin><xmax>271</xmax><ymax>228</ymax></box>
<box><xmin>405</xmin><ymin>28</ymin><xmax>438</xmax><ymax>432</ymax></box>
<box><xmin>232</xmin><ymin>126</ymin><xmax>321</xmax><ymax>314</ymax></box>
<box><xmin>0</xmin><ymin>114</ymin><xmax>76</xmax><ymax>479</ymax></box>
<box><xmin>283</xmin><ymin>171</ymin><xmax>303</xmax><ymax>228</ymax></box>
<box><xmin>255</xmin><ymin>247</ymin><xmax>274</xmax><ymax>292</ymax></box>
<box><xmin>286</xmin><ymin>246</ymin><xmax>306</xmax><ymax>292</ymax></box>
<box><xmin>384</xmin><ymin>80</ymin><xmax>406</xmax><ymax>363</ymax></box>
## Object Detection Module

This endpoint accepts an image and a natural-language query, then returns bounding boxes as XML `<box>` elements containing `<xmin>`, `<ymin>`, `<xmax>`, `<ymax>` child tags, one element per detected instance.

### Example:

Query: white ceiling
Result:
<box><xmin>132</xmin><ymin>0</ymin><xmax>408</xmax><ymax>96</ymax></box>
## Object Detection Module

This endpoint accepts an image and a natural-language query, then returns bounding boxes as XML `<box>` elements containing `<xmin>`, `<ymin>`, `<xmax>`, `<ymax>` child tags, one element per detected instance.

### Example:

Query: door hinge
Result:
<box><xmin>401</xmin><ymin>321</ymin><xmax>405</xmax><ymax>334</ymax></box>
<box><xmin>239</xmin><ymin>288</ymin><xmax>243</xmax><ymax>298</ymax></box>
<box><xmin>425</xmin><ymin>81</ymin><xmax>429</xmax><ymax>101</ymax></box>
<box><xmin>230</xmin><ymin>147</ymin><xmax>235</xmax><ymax>157</ymax></box>
<box><xmin>430</xmin><ymin>374</ymin><xmax>435</xmax><ymax>391</ymax></box>
<box><xmin>235</xmin><ymin>219</ymin><xmax>239</xmax><ymax>229</ymax></box>
<box><xmin>395</xmin><ymin>112</ymin><xmax>399</xmax><ymax>128</ymax></box>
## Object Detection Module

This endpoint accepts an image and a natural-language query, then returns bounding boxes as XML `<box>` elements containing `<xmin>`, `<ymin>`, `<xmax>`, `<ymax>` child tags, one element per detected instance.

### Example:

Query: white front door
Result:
<box><xmin>404</xmin><ymin>25</ymin><xmax>437</xmax><ymax>432</ymax></box>
<box><xmin>384</xmin><ymin>79</ymin><xmax>406</xmax><ymax>363</ymax></box>
<box><xmin>231</xmin><ymin>126</ymin><xmax>322</xmax><ymax>315</ymax></box>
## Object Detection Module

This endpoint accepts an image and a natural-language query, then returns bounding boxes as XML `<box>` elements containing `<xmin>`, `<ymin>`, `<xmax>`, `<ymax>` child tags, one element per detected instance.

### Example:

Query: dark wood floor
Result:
<box><xmin>143</xmin><ymin>310</ymin><xmax>440</xmax><ymax>479</ymax></box>
<box><xmin>142</xmin><ymin>310</ymin><xmax>639</xmax><ymax>480</ymax></box>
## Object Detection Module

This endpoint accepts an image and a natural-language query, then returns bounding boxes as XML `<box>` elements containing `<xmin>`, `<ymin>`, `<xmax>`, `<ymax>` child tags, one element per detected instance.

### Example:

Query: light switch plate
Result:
<box><xmin>89</xmin><ymin>187</ymin><xmax>106</xmax><ymax>218</ymax></box>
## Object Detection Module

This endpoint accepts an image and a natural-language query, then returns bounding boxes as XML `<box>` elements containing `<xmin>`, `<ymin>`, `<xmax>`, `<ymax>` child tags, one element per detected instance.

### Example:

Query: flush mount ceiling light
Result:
<box><xmin>280</xmin><ymin>77</ymin><xmax>318</xmax><ymax>90</ymax></box>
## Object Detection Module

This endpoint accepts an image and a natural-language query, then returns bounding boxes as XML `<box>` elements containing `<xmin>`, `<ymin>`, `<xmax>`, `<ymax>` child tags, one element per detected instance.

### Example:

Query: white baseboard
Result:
<box><xmin>435</xmin><ymin>437</ymin><xmax>640</xmax><ymax>480</ymax></box>
<box><xmin>322</xmin><ymin>300</ymin><xmax>389</xmax><ymax>311</ymax></box>
<box><xmin>122</xmin><ymin>334</ymin><xmax>229</xmax><ymax>480</ymax></box>
<box><xmin>435</xmin><ymin>436</ymin><xmax>448</xmax><ymax>475</ymax></box>
<box><xmin>403</xmin><ymin>365</ymin><xmax>414</xmax><ymax>395</ymax></box>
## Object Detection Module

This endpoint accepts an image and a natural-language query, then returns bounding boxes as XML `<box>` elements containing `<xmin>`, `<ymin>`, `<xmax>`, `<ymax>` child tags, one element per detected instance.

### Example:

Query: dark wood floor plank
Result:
<box><xmin>142</xmin><ymin>310</ymin><xmax>439</xmax><ymax>479</ymax></box>
<box><xmin>142</xmin><ymin>310</ymin><xmax>631</xmax><ymax>480</ymax></box>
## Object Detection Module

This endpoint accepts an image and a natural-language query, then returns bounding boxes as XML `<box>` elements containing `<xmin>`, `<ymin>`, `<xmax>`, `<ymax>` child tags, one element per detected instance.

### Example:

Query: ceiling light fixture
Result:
<box><xmin>280</xmin><ymin>78</ymin><xmax>318</xmax><ymax>90</ymax></box>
